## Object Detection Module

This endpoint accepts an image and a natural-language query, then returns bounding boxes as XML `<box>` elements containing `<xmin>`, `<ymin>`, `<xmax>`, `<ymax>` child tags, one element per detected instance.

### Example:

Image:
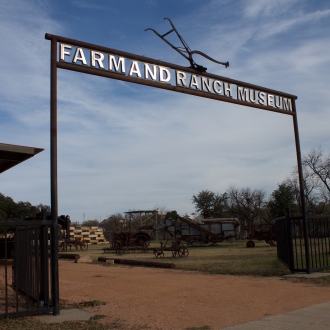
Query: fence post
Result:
<box><xmin>286</xmin><ymin>209</ymin><xmax>295</xmax><ymax>272</ymax></box>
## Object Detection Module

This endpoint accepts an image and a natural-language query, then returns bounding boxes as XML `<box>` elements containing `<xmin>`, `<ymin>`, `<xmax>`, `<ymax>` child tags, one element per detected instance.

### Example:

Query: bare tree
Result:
<box><xmin>284</xmin><ymin>147</ymin><xmax>330</xmax><ymax>215</ymax></box>
<box><xmin>226</xmin><ymin>186</ymin><xmax>268</xmax><ymax>226</ymax></box>
<box><xmin>285</xmin><ymin>170</ymin><xmax>329</xmax><ymax>215</ymax></box>
<box><xmin>302</xmin><ymin>146</ymin><xmax>330</xmax><ymax>193</ymax></box>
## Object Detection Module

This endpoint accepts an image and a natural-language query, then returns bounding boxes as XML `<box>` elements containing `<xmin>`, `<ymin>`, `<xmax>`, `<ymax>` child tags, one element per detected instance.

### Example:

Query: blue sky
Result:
<box><xmin>1</xmin><ymin>0</ymin><xmax>329</xmax><ymax>222</ymax></box>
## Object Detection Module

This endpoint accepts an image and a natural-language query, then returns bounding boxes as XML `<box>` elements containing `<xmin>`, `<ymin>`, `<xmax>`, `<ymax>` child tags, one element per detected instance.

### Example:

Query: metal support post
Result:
<box><xmin>50</xmin><ymin>36</ymin><xmax>60</xmax><ymax>314</ymax></box>
<box><xmin>292</xmin><ymin>100</ymin><xmax>311</xmax><ymax>273</ymax></box>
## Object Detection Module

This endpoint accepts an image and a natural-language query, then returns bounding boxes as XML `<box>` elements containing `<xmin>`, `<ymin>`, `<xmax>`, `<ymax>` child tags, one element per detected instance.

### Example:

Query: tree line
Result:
<box><xmin>1</xmin><ymin>146</ymin><xmax>329</xmax><ymax>230</ymax></box>
<box><xmin>192</xmin><ymin>146</ymin><xmax>330</xmax><ymax>227</ymax></box>
<box><xmin>0</xmin><ymin>193</ymin><xmax>50</xmax><ymax>221</ymax></box>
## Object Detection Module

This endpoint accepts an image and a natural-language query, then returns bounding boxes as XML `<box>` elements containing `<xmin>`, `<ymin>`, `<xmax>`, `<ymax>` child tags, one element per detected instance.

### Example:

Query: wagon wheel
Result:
<box><xmin>81</xmin><ymin>240</ymin><xmax>89</xmax><ymax>251</ymax></box>
<box><xmin>178</xmin><ymin>246</ymin><xmax>189</xmax><ymax>257</ymax></box>
<box><xmin>74</xmin><ymin>239</ymin><xmax>81</xmax><ymax>250</ymax></box>
<box><xmin>268</xmin><ymin>240</ymin><xmax>277</xmax><ymax>246</ymax></box>
<box><xmin>113</xmin><ymin>240</ymin><xmax>122</xmax><ymax>252</ymax></box>
<box><xmin>155</xmin><ymin>251</ymin><xmax>164</xmax><ymax>258</ymax></box>
<box><xmin>186</xmin><ymin>237</ymin><xmax>196</xmax><ymax>245</ymax></box>
<box><xmin>246</xmin><ymin>240</ymin><xmax>255</xmax><ymax>248</ymax></box>
<box><xmin>268</xmin><ymin>227</ymin><xmax>277</xmax><ymax>246</ymax></box>
<box><xmin>172</xmin><ymin>250</ymin><xmax>179</xmax><ymax>258</ymax></box>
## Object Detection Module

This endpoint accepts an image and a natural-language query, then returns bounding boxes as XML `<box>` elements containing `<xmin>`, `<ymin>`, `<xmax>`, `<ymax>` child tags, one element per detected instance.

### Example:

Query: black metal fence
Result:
<box><xmin>276</xmin><ymin>215</ymin><xmax>330</xmax><ymax>273</ymax></box>
<box><xmin>0</xmin><ymin>220</ymin><xmax>54</xmax><ymax>317</ymax></box>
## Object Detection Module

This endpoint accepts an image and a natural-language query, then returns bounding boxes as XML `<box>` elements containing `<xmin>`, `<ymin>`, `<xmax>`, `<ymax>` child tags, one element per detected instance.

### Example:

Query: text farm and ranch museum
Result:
<box><xmin>60</xmin><ymin>43</ymin><xmax>293</xmax><ymax>112</ymax></box>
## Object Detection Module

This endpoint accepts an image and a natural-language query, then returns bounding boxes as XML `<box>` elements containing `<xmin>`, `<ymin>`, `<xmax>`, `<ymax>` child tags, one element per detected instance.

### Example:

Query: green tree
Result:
<box><xmin>0</xmin><ymin>193</ymin><xmax>51</xmax><ymax>221</ymax></box>
<box><xmin>268</xmin><ymin>183</ymin><xmax>298</xmax><ymax>219</ymax></box>
<box><xmin>165</xmin><ymin>210</ymin><xmax>179</xmax><ymax>220</ymax></box>
<box><xmin>36</xmin><ymin>203</ymin><xmax>51</xmax><ymax>212</ymax></box>
<box><xmin>0</xmin><ymin>194</ymin><xmax>31</xmax><ymax>220</ymax></box>
<box><xmin>192</xmin><ymin>190</ymin><xmax>228</xmax><ymax>218</ymax></box>
<box><xmin>99</xmin><ymin>213</ymin><xmax>125</xmax><ymax>241</ymax></box>
<box><xmin>212</xmin><ymin>193</ymin><xmax>228</xmax><ymax>218</ymax></box>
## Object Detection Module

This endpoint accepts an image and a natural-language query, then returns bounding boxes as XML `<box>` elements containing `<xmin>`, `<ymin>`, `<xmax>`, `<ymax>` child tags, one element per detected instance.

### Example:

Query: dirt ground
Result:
<box><xmin>58</xmin><ymin>260</ymin><xmax>330</xmax><ymax>330</ymax></box>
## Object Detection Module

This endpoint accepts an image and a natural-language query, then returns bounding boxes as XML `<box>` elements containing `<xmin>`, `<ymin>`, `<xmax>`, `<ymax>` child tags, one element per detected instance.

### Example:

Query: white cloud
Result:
<box><xmin>243</xmin><ymin>0</ymin><xmax>300</xmax><ymax>18</ymax></box>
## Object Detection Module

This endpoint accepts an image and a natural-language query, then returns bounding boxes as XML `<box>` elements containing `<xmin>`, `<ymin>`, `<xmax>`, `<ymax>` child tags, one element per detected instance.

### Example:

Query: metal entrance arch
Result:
<box><xmin>45</xmin><ymin>34</ymin><xmax>309</xmax><ymax>314</ymax></box>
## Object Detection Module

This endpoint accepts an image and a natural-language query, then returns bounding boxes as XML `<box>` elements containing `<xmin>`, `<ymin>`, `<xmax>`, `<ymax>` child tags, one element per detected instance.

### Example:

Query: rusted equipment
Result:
<box><xmin>145</xmin><ymin>18</ymin><xmax>229</xmax><ymax>72</ymax></box>
<box><xmin>110</xmin><ymin>231</ymin><xmax>151</xmax><ymax>252</ymax></box>
<box><xmin>58</xmin><ymin>238</ymin><xmax>88</xmax><ymax>251</ymax></box>
<box><xmin>154</xmin><ymin>216</ymin><xmax>240</xmax><ymax>245</ymax></box>
<box><xmin>153</xmin><ymin>238</ymin><xmax>189</xmax><ymax>258</ymax></box>
<box><xmin>246</xmin><ymin>225</ymin><xmax>276</xmax><ymax>248</ymax></box>
<box><xmin>103</xmin><ymin>246</ymin><xmax>155</xmax><ymax>254</ymax></box>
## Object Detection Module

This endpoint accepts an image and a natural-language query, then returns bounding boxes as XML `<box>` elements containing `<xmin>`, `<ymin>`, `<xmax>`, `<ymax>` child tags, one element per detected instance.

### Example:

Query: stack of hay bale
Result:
<box><xmin>67</xmin><ymin>225</ymin><xmax>108</xmax><ymax>245</ymax></box>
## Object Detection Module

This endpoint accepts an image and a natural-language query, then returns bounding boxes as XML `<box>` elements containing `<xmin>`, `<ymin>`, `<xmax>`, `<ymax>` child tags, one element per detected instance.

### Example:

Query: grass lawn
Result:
<box><xmin>62</xmin><ymin>239</ymin><xmax>290</xmax><ymax>277</ymax></box>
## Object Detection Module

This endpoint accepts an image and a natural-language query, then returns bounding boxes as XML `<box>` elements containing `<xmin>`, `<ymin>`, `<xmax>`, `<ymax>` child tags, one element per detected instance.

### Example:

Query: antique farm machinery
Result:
<box><xmin>153</xmin><ymin>237</ymin><xmax>189</xmax><ymax>258</ymax></box>
<box><xmin>154</xmin><ymin>216</ymin><xmax>240</xmax><ymax>245</ymax></box>
<box><xmin>245</xmin><ymin>225</ymin><xmax>277</xmax><ymax>248</ymax></box>
<box><xmin>110</xmin><ymin>231</ymin><xmax>151</xmax><ymax>252</ymax></box>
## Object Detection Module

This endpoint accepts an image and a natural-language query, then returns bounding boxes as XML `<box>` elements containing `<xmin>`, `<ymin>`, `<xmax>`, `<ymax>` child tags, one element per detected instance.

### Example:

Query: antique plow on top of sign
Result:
<box><xmin>45</xmin><ymin>21</ymin><xmax>310</xmax><ymax>313</ymax></box>
<box><xmin>145</xmin><ymin>17</ymin><xmax>229</xmax><ymax>72</ymax></box>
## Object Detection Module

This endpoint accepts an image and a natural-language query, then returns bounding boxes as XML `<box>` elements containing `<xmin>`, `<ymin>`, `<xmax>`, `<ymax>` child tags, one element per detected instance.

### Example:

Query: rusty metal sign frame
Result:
<box><xmin>45</xmin><ymin>33</ymin><xmax>310</xmax><ymax>314</ymax></box>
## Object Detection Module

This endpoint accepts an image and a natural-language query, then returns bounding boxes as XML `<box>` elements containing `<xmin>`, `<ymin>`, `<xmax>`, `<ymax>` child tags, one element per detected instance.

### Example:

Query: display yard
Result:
<box><xmin>63</xmin><ymin>240</ymin><xmax>289</xmax><ymax>277</ymax></box>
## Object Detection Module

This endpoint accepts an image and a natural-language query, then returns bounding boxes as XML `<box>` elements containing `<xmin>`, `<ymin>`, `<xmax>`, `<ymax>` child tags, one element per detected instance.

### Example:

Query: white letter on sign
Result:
<box><xmin>109</xmin><ymin>55</ymin><xmax>125</xmax><ymax>73</ymax></box>
<box><xmin>91</xmin><ymin>51</ymin><xmax>104</xmax><ymax>69</ymax></box>
<box><xmin>213</xmin><ymin>80</ymin><xmax>222</xmax><ymax>94</ymax></box>
<box><xmin>145</xmin><ymin>64</ymin><xmax>157</xmax><ymax>80</ymax></box>
<box><xmin>258</xmin><ymin>92</ymin><xmax>266</xmax><ymax>105</ymax></box>
<box><xmin>267</xmin><ymin>94</ymin><xmax>275</xmax><ymax>107</ymax></box>
<box><xmin>60</xmin><ymin>44</ymin><xmax>72</xmax><ymax>61</ymax></box>
<box><xmin>237</xmin><ymin>87</ymin><xmax>249</xmax><ymax>102</ymax></box>
<box><xmin>176</xmin><ymin>71</ymin><xmax>186</xmax><ymax>87</ymax></box>
<box><xmin>283</xmin><ymin>98</ymin><xmax>292</xmax><ymax>111</ymax></box>
<box><xmin>189</xmin><ymin>75</ymin><xmax>200</xmax><ymax>90</ymax></box>
<box><xmin>201</xmin><ymin>77</ymin><xmax>211</xmax><ymax>92</ymax></box>
<box><xmin>159</xmin><ymin>67</ymin><xmax>171</xmax><ymax>82</ymax></box>
<box><xmin>129</xmin><ymin>61</ymin><xmax>141</xmax><ymax>77</ymax></box>
<box><xmin>72</xmin><ymin>48</ymin><xmax>87</xmax><ymax>65</ymax></box>
<box><xmin>224</xmin><ymin>83</ymin><xmax>233</xmax><ymax>98</ymax></box>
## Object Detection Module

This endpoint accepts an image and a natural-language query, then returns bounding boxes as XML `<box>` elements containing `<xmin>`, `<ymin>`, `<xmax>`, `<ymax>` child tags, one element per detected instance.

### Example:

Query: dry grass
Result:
<box><xmin>0</xmin><ymin>316</ymin><xmax>152</xmax><ymax>330</ymax></box>
<box><xmin>66</xmin><ymin>240</ymin><xmax>290</xmax><ymax>277</ymax></box>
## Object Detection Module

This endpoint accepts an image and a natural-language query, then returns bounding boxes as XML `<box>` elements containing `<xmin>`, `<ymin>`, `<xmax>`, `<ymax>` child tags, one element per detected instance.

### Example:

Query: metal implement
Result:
<box><xmin>153</xmin><ymin>238</ymin><xmax>189</xmax><ymax>258</ymax></box>
<box><xmin>58</xmin><ymin>238</ymin><xmax>88</xmax><ymax>251</ymax></box>
<box><xmin>245</xmin><ymin>225</ymin><xmax>277</xmax><ymax>248</ymax></box>
<box><xmin>145</xmin><ymin>18</ymin><xmax>229</xmax><ymax>72</ymax></box>
<box><xmin>110</xmin><ymin>231</ymin><xmax>151</xmax><ymax>253</ymax></box>
<box><xmin>154</xmin><ymin>216</ymin><xmax>239</xmax><ymax>245</ymax></box>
